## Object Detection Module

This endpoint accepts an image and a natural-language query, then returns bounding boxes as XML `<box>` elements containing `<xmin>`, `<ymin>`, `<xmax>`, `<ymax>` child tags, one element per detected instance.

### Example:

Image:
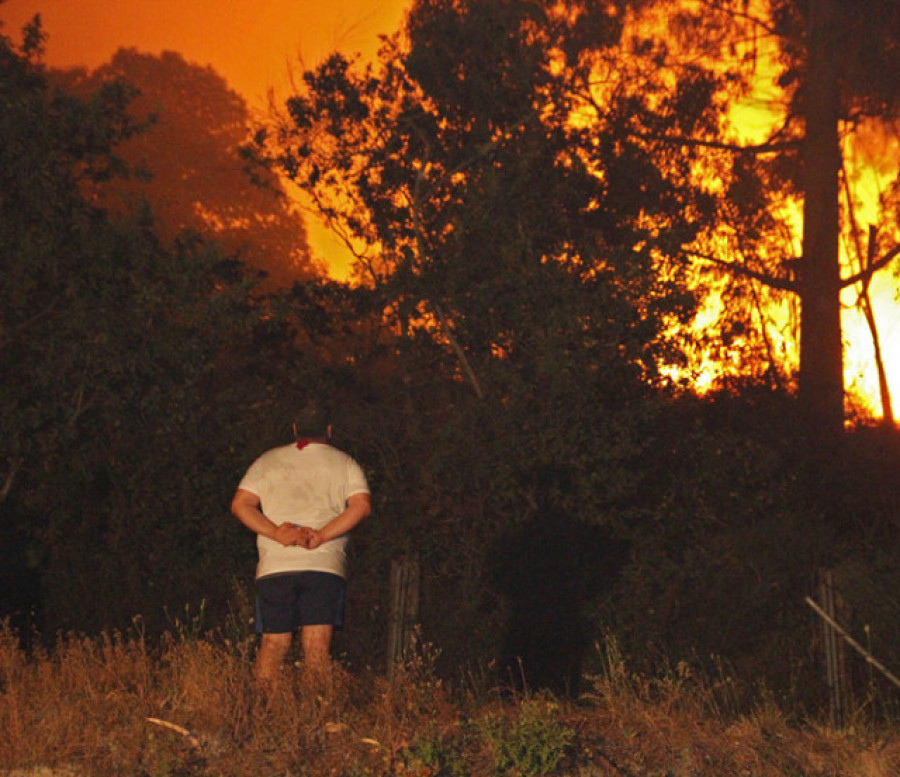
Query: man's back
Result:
<box><xmin>238</xmin><ymin>442</ymin><xmax>369</xmax><ymax>578</ymax></box>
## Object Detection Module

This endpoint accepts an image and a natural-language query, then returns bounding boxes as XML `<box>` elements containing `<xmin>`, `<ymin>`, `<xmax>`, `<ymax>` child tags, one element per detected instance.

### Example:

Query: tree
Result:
<box><xmin>254</xmin><ymin>0</ymin><xmax>900</xmax><ymax>689</ymax></box>
<box><xmin>256</xmin><ymin>0</ymin><xmax>738</xmax><ymax>680</ymax></box>
<box><xmin>0</xmin><ymin>18</ymin><xmax>329</xmax><ymax>633</ymax></box>
<box><xmin>1</xmin><ymin>15</ymin><xmax>142</xmax><ymax>509</ymax></box>
<box><xmin>263</xmin><ymin>0</ymin><xmax>730</xmax><ymax>388</ymax></box>
<box><xmin>673</xmin><ymin>0</ymin><xmax>900</xmax><ymax>435</ymax></box>
<box><xmin>66</xmin><ymin>49</ymin><xmax>321</xmax><ymax>289</ymax></box>
<box><xmin>789</xmin><ymin>0</ymin><xmax>900</xmax><ymax>432</ymax></box>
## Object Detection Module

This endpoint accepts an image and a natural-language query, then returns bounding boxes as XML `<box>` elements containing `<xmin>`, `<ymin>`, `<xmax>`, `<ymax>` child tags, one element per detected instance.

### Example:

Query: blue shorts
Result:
<box><xmin>255</xmin><ymin>571</ymin><xmax>346</xmax><ymax>634</ymax></box>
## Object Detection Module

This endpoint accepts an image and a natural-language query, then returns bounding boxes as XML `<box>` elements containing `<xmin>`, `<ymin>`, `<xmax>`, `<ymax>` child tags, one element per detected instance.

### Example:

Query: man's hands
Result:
<box><xmin>273</xmin><ymin>523</ymin><xmax>324</xmax><ymax>549</ymax></box>
<box><xmin>301</xmin><ymin>529</ymin><xmax>325</xmax><ymax>550</ymax></box>
<box><xmin>233</xmin><ymin>487</ymin><xmax>368</xmax><ymax>550</ymax></box>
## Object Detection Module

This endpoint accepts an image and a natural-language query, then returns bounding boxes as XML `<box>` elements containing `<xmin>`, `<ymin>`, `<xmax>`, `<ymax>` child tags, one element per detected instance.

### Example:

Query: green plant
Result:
<box><xmin>399</xmin><ymin>730</ymin><xmax>468</xmax><ymax>777</ymax></box>
<box><xmin>479</xmin><ymin>698</ymin><xmax>575</xmax><ymax>777</ymax></box>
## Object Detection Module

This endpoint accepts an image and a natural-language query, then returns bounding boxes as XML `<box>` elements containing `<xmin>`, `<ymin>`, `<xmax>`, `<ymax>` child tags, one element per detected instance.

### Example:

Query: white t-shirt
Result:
<box><xmin>237</xmin><ymin>442</ymin><xmax>370</xmax><ymax>579</ymax></box>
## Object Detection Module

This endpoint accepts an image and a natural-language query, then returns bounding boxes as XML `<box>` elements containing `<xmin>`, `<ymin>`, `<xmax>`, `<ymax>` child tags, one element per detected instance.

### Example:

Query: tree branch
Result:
<box><xmin>689</xmin><ymin>241</ymin><xmax>900</xmax><ymax>295</ymax></box>
<box><xmin>429</xmin><ymin>302</ymin><xmax>485</xmax><ymax>400</ymax></box>
<box><xmin>839</xmin><ymin>244</ymin><xmax>900</xmax><ymax>289</ymax></box>
<box><xmin>406</xmin><ymin>130</ymin><xmax>485</xmax><ymax>400</ymax></box>
<box><xmin>694</xmin><ymin>0</ymin><xmax>780</xmax><ymax>37</ymax></box>
<box><xmin>630</xmin><ymin>130</ymin><xmax>799</xmax><ymax>155</ymax></box>
<box><xmin>686</xmin><ymin>249</ymin><xmax>797</xmax><ymax>292</ymax></box>
<box><xmin>0</xmin><ymin>458</ymin><xmax>22</xmax><ymax>505</ymax></box>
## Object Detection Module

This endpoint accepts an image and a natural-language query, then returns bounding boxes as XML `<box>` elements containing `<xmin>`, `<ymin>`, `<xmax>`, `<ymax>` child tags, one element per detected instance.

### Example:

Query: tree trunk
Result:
<box><xmin>862</xmin><ymin>227</ymin><xmax>895</xmax><ymax>427</ymax></box>
<box><xmin>798</xmin><ymin>0</ymin><xmax>844</xmax><ymax>437</ymax></box>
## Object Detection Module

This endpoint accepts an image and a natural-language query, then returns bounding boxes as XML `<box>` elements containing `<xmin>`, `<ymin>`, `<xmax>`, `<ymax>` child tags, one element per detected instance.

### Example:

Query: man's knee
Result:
<box><xmin>254</xmin><ymin>632</ymin><xmax>293</xmax><ymax>685</ymax></box>
<box><xmin>301</xmin><ymin>625</ymin><xmax>333</xmax><ymax>663</ymax></box>
<box><xmin>257</xmin><ymin>632</ymin><xmax>293</xmax><ymax>670</ymax></box>
<box><xmin>261</xmin><ymin>632</ymin><xmax>292</xmax><ymax>653</ymax></box>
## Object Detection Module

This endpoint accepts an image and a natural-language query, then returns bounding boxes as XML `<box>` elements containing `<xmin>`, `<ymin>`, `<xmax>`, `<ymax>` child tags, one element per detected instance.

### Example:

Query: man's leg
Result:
<box><xmin>300</xmin><ymin>624</ymin><xmax>334</xmax><ymax>692</ymax></box>
<box><xmin>301</xmin><ymin>624</ymin><xmax>333</xmax><ymax>669</ymax></box>
<box><xmin>255</xmin><ymin>632</ymin><xmax>292</xmax><ymax>686</ymax></box>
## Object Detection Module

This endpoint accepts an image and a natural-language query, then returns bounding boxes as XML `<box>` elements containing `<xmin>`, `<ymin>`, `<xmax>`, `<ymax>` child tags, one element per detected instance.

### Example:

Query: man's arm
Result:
<box><xmin>305</xmin><ymin>492</ymin><xmax>372</xmax><ymax>550</ymax></box>
<box><xmin>231</xmin><ymin>488</ymin><xmax>308</xmax><ymax>547</ymax></box>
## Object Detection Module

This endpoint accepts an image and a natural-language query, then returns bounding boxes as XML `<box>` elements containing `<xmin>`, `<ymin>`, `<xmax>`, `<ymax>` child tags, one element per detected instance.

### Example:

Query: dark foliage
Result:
<box><xmin>4</xmin><ymin>7</ymin><xmax>900</xmax><ymax>720</ymax></box>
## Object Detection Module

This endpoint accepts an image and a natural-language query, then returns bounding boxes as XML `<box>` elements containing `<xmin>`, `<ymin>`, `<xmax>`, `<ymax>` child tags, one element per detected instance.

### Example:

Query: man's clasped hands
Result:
<box><xmin>272</xmin><ymin>522</ymin><xmax>325</xmax><ymax>550</ymax></box>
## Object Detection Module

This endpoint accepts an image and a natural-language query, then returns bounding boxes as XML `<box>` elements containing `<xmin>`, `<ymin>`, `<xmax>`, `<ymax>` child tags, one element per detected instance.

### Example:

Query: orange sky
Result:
<box><xmin>0</xmin><ymin>0</ymin><xmax>410</xmax><ymax>278</ymax></box>
<box><xmin>0</xmin><ymin>1</ymin><xmax>409</xmax><ymax>104</ymax></box>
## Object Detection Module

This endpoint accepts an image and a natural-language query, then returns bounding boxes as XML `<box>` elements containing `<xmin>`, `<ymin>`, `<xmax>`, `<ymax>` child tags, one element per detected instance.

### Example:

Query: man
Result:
<box><xmin>231</xmin><ymin>413</ymin><xmax>371</xmax><ymax>685</ymax></box>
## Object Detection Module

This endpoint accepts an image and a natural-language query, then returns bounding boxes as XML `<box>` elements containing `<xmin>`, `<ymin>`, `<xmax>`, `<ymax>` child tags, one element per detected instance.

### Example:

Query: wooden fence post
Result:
<box><xmin>387</xmin><ymin>554</ymin><xmax>420</xmax><ymax>680</ymax></box>
<box><xmin>817</xmin><ymin>569</ymin><xmax>849</xmax><ymax>727</ymax></box>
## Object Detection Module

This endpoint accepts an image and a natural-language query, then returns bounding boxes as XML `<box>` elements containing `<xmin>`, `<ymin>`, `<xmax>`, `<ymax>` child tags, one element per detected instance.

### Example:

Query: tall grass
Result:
<box><xmin>1</xmin><ymin>622</ymin><xmax>899</xmax><ymax>776</ymax></box>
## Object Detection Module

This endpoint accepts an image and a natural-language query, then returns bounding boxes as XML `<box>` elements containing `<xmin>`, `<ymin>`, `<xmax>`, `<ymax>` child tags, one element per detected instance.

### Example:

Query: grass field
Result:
<box><xmin>1</xmin><ymin>622</ymin><xmax>899</xmax><ymax>777</ymax></box>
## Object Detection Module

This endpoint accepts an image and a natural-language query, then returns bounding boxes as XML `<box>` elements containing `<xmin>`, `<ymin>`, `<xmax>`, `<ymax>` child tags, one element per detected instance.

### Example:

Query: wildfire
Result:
<box><xmin>676</xmin><ymin>4</ymin><xmax>900</xmax><ymax>421</ymax></box>
<box><xmin>2</xmin><ymin>0</ymin><xmax>897</xmax><ymax>419</ymax></box>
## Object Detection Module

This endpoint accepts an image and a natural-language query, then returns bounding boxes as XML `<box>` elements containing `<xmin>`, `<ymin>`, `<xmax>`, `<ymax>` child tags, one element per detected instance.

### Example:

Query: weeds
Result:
<box><xmin>1</xmin><ymin>623</ymin><xmax>900</xmax><ymax>777</ymax></box>
<box><xmin>397</xmin><ymin>725</ymin><xmax>469</xmax><ymax>777</ymax></box>
<box><xmin>477</xmin><ymin>697</ymin><xmax>575</xmax><ymax>777</ymax></box>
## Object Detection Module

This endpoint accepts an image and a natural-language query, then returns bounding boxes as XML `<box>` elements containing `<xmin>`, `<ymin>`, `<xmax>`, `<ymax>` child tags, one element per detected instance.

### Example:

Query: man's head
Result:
<box><xmin>292</xmin><ymin>402</ymin><xmax>332</xmax><ymax>441</ymax></box>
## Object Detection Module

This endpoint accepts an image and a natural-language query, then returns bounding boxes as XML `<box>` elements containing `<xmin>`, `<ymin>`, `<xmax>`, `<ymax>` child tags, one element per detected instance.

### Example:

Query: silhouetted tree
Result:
<box><xmin>65</xmin><ymin>49</ymin><xmax>320</xmax><ymax>289</ymax></box>
<box><xmin>0</xmin><ymin>19</ymin><xmax>326</xmax><ymax>633</ymax></box>
<box><xmin>255</xmin><ymin>0</ymin><xmax>733</xmax><ymax>674</ymax></box>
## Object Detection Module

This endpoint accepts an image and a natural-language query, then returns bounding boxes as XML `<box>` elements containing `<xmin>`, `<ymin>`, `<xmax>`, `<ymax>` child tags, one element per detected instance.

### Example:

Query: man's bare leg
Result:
<box><xmin>255</xmin><ymin>632</ymin><xmax>292</xmax><ymax>687</ymax></box>
<box><xmin>301</xmin><ymin>624</ymin><xmax>333</xmax><ymax>690</ymax></box>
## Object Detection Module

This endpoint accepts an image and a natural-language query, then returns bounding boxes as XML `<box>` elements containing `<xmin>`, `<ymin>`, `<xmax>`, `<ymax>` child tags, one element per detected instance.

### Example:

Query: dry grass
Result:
<box><xmin>2</xmin><ymin>623</ymin><xmax>900</xmax><ymax>777</ymax></box>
